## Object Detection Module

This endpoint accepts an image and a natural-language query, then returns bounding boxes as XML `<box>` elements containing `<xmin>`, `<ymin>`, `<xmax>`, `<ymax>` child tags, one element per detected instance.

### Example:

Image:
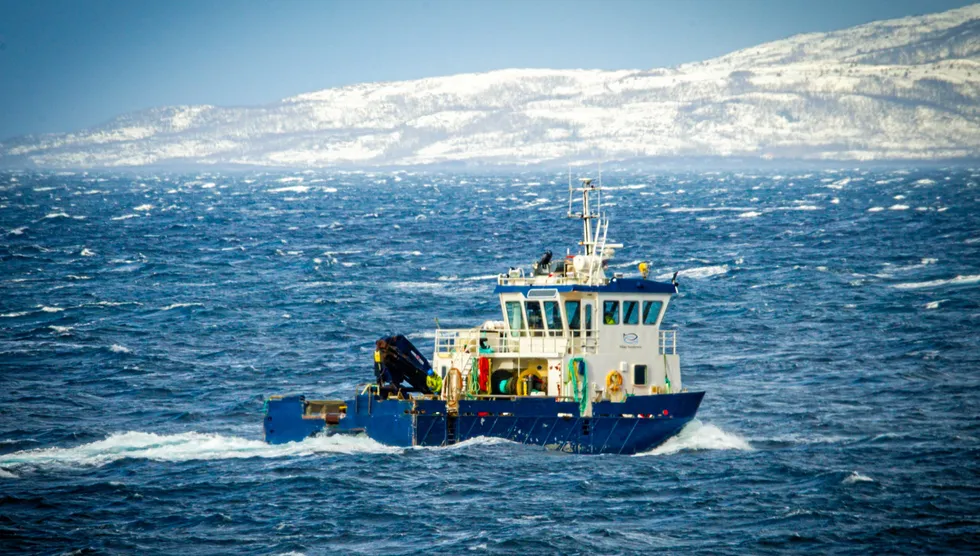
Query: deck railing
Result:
<box><xmin>435</xmin><ymin>328</ymin><xmax>581</xmax><ymax>355</ymax></box>
<box><xmin>659</xmin><ymin>329</ymin><xmax>677</xmax><ymax>355</ymax></box>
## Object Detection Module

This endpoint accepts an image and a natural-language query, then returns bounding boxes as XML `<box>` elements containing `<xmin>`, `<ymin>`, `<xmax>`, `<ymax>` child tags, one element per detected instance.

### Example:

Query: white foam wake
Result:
<box><xmin>0</xmin><ymin>431</ymin><xmax>398</xmax><ymax>471</ymax></box>
<box><xmin>635</xmin><ymin>420</ymin><xmax>752</xmax><ymax>457</ymax></box>
<box><xmin>422</xmin><ymin>436</ymin><xmax>518</xmax><ymax>451</ymax></box>
<box><xmin>892</xmin><ymin>274</ymin><xmax>980</xmax><ymax>290</ymax></box>
<box><xmin>657</xmin><ymin>265</ymin><xmax>729</xmax><ymax>280</ymax></box>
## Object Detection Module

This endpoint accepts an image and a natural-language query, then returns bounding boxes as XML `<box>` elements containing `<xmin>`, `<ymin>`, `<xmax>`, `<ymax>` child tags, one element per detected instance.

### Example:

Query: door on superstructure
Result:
<box><xmin>583</xmin><ymin>300</ymin><xmax>596</xmax><ymax>352</ymax></box>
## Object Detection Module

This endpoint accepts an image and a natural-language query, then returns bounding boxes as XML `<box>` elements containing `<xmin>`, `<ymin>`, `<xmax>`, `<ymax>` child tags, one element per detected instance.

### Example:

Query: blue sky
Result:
<box><xmin>0</xmin><ymin>0</ymin><xmax>973</xmax><ymax>140</ymax></box>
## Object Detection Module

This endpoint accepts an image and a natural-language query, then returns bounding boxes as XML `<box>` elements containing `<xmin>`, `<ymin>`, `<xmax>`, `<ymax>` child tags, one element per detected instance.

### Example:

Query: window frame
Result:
<box><xmin>603</xmin><ymin>300</ymin><xmax>620</xmax><ymax>325</ymax></box>
<box><xmin>505</xmin><ymin>300</ymin><xmax>525</xmax><ymax>337</ymax></box>
<box><xmin>642</xmin><ymin>300</ymin><xmax>664</xmax><ymax>326</ymax></box>
<box><xmin>542</xmin><ymin>300</ymin><xmax>563</xmax><ymax>336</ymax></box>
<box><xmin>622</xmin><ymin>300</ymin><xmax>640</xmax><ymax>325</ymax></box>
<box><xmin>525</xmin><ymin>300</ymin><xmax>546</xmax><ymax>335</ymax></box>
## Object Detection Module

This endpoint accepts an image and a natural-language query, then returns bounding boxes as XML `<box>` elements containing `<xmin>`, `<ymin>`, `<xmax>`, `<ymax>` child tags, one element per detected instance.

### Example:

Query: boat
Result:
<box><xmin>263</xmin><ymin>174</ymin><xmax>705</xmax><ymax>454</ymax></box>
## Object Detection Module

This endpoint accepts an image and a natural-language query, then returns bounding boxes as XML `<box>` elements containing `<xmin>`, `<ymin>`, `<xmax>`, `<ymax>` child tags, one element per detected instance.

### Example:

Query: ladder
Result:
<box><xmin>445</xmin><ymin>415</ymin><xmax>459</xmax><ymax>446</ymax></box>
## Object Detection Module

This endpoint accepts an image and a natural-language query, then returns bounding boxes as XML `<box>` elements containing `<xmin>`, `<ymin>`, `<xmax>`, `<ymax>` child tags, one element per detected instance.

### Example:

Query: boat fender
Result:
<box><xmin>605</xmin><ymin>370</ymin><xmax>624</xmax><ymax>393</ymax></box>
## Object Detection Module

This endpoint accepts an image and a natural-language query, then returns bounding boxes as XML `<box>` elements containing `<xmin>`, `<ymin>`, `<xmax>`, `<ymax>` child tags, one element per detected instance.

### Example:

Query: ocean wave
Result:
<box><xmin>269</xmin><ymin>185</ymin><xmax>310</xmax><ymax>193</ymax></box>
<box><xmin>842</xmin><ymin>471</ymin><xmax>874</xmax><ymax>484</ymax></box>
<box><xmin>666</xmin><ymin>207</ymin><xmax>753</xmax><ymax>213</ymax></box>
<box><xmin>160</xmin><ymin>302</ymin><xmax>204</xmax><ymax>311</ymax></box>
<box><xmin>657</xmin><ymin>265</ymin><xmax>728</xmax><ymax>280</ymax></box>
<box><xmin>109</xmin><ymin>344</ymin><xmax>131</xmax><ymax>354</ymax></box>
<box><xmin>892</xmin><ymin>274</ymin><xmax>980</xmax><ymax>290</ymax></box>
<box><xmin>635</xmin><ymin>420</ymin><xmax>752</xmax><ymax>456</ymax></box>
<box><xmin>437</xmin><ymin>274</ymin><xmax>498</xmax><ymax>282</ymax></box>
<box><xmin>422</xmin><ymin>436</ymin><xmax>519</xmax><ymax>451</ymax></box>
<box><xmin>0</xmin><ymin>431</ymin><xmax>398</xmax><ymax>469</ymax></box>
<box><xmin>0</xmin><ymin>311</ymin><xmax>29</xmax><ymax>318</ymax></box>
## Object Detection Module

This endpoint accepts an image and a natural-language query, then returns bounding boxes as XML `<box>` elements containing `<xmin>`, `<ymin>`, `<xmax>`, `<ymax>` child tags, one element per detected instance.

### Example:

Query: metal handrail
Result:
<box><xmin>659</xmin><ymin>330</ymin><xmax>678</xmax><ymax>355</ymax></box>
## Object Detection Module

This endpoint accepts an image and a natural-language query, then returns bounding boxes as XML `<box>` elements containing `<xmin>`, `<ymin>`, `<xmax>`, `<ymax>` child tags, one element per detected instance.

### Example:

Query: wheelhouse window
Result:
<box><xmin>623</xmin><ymin>300</ymin><xmax>639</xmax><ymax>325</ymax></box>
<box><xmin>642</xmin><ymin>300</ymin><xmax>663</xmax><ymax>325</ymax></box>
<box><xmin>603</xmin><ymin>300</ymin><xmax>620</xmax><ymax>325</ymax></box>
<box><xmin>525</xmin><ymin>301</ymin><xmax>545</xmax><ymax>334</ymax></box>
<box><xmin>585</xmin><ymin>304</ymin><xmax>593</xmax><ymax>336</ymax></box>
<box><xmin>565</xmin><ymin>300</ymin><xmax>581</xmax><ymax>335</ymax></box>
<box><xmin>543</xmin><ymin>301</ymin><xmax>563</xmax><ymax>336</ymax></box>
<box><xmin>505</xmin><ymin>301</ymin><xmax>524</xmax><ymax>337</ymax></box>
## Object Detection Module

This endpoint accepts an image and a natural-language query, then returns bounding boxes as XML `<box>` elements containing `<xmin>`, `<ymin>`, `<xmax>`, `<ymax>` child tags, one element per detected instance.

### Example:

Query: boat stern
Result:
<box><xmin>263</xmin><ymin>395</ymin><xmax>348</xmax><ymax>444</ymax></box>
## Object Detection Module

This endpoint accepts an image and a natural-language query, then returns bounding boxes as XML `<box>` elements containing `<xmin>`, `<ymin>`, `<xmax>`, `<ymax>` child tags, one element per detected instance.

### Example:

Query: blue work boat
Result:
<box><xmin>264</xmin><ymin>175</ymin><xmax>704</xmax><ymax>454</ymax></box>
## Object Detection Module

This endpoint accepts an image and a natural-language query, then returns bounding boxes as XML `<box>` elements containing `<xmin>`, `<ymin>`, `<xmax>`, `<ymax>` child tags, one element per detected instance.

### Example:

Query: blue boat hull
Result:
<box><xmin>265</xmin><ymin>391</ymin><xmax>704</xmax><ymax>455</ymax></box>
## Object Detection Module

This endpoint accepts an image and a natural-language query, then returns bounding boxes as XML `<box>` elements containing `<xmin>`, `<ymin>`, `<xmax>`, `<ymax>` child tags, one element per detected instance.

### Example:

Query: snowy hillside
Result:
<box><xmin>3</xmin><ymin>4</ymin><xmax>980</xmax><ymax>168</ymax></box>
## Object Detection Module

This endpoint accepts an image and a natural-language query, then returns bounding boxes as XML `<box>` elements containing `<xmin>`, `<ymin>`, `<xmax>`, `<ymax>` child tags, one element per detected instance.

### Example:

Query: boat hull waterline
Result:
<box><xmin>265</xmin><ymin>391</ymin><xmax>704</xmax><ymax>454</ymax></box>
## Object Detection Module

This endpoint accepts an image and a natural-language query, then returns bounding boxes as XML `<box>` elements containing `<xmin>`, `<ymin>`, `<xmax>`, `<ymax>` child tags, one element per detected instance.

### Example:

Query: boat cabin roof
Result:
<box><xmin>494</xmin><ymin>277</ymin><xmax>677</xmax><ymax>295</ymax></box>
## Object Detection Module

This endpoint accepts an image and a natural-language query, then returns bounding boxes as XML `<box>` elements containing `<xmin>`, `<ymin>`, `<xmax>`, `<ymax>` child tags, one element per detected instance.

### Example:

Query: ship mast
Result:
<box><xmin>567</xmin><ymin>172</ymin><xmax>603</xmax><ymax>257</ymax></box>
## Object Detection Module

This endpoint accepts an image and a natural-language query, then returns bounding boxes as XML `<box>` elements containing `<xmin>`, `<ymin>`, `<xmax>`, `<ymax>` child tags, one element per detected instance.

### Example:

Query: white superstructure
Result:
<box><xmin>432</xmin><ymin>174</ymin><xmax>682</xmax><ymax>416</ymax></box>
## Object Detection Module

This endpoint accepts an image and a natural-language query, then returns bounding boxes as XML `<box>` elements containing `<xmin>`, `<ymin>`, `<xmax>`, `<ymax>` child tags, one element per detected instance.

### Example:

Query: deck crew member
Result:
<box><xmin>426</xmin><ymin>369</ymin><xmax>442</xmax><ymax>394</ymax></box>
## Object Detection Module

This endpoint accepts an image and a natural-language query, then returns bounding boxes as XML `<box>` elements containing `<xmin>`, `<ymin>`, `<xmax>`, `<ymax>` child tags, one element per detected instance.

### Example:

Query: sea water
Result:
<box><xmin>0</xmin><ymin>169</ymin><xmax>978</xmax><ymax>553</ymax></box>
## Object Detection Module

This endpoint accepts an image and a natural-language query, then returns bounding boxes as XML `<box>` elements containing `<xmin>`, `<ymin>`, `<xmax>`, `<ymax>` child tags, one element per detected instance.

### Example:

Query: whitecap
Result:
<box><xmin>269</xmin><ymin>185</ymin><xmax>310</xmax><ymax>193</ymax></box>
<box><xmin>842</xmin><ymin>471</ymin><xmax>873</xmax><ymax>484</ymax></box>
<box><xmin>109</xmin><ymin>344</ymin><xmax>131</xmax><ymax>354</ymax></box>
<box><xmin>161</xmin><ymin>302</ymin><xmax>204</xmax><ymax>311</ymax></box>
<box><xmin>422</xmin><ymin>436</ymin><xmax>518</xmax><ymax>451</ymax></box>
<box><xmin>914</xmin><ymin>178</ymin><xmax>936</xmax><ymax>185</ymax></box>
<box><xmin>438</xmin><ymin>274</ymin><xmax>498</xmax><ymax>282</ymax></box>
<box><xmin>658</xmin><ymin>265</ymin><xmax>728</xmax><ymax>280</ymax></box>
<box><xmin>133</xmin><ymin>204</ymin><xmax>153</xmax><ymax>212</ymax></box>
<box><xmin>0</xmin><ymin>311</ymin><xmax>29</xmax><ymax>318</ymax></box>
<box><xmin>0</xmin><ymin>431</ymin><xmax>398</xmax><ymax>469</ymax></box>
<box><xmin>39</xmin><ymin>306</ymin><xmax>64</xmax><ymax>313</ymax></box>
<box><xmin>43</xmin><ymin>212</ymin><xmax>70</xmax><ymax>219</ymax></box>
<box><xmin>738</xmin><ymin>211</ymin><xmax>762</xmax><ymax>219</ymax></box>
<box><xmin>635</xmin><ymin>420</ymin><xmax>752</xmax><ymax>456</ymax></box>
<box><xmin>892</xmin><ymin>274</ymin><xmax>980</xmax><ymax>290</ymax></box>
<box><xmin>49</xmin><ymin>325</ymin><xmax>73</xmax><ymax>334</ymax></box>
<box><xmin>924</xmin><ymin>300</ymin><xmax>946</xmax><ymax>309</ymax></box>
<box><xmin>0</xmin><ymin>468</ymin><xmax>18</xmax><ymax>479</ymax></box>
<box><xmin>867</xmin><ymin>207</ymin><xmax>884</xmax><ymax>212</ymax></box>
<box><xmin>889</xmin><ymin>204</ymin><xmax>909</xmax><ymax>211</ymax></box>
<box><xmin>7</xmin><ymin>227</ymin><xmax>26</xmax><ymax>235</ymax></box>
<box><xmin>80</xmin><ymin>248</ymin><xmax>95</xmax><ymax>257</ymax></box>
<box><xmin>112</xmin><ymin>214</ymin><xmax>139</xmax><ymax>221</ymax></box>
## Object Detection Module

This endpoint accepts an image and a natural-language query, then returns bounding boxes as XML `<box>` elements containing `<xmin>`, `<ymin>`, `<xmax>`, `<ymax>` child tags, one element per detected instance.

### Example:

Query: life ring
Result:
<box><xmin>605</xmin><ymin>370</ymin><xmax>624</xmax><ymax>393</ymax></box>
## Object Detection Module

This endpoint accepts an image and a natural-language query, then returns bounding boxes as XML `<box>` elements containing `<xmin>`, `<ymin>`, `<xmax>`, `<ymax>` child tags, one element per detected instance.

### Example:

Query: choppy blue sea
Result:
<box><xmin>0</xmin><ymin>168</ymin><xmax>978</xmax><ymax>554</ymax></box>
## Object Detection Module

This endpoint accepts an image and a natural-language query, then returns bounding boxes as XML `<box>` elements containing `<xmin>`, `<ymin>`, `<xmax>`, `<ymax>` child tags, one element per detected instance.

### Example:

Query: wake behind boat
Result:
<box><xmin>264</xmin><ymin>174</ymin><xmax>704</xmax><ymax>454</ymax></box>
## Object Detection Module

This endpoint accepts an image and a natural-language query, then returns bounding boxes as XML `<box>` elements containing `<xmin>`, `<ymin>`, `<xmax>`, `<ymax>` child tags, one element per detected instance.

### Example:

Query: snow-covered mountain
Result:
<box><xmin>3</xmin><ymin>4</ymin><xmax>980</xmax><ymax>168</ymax></box>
